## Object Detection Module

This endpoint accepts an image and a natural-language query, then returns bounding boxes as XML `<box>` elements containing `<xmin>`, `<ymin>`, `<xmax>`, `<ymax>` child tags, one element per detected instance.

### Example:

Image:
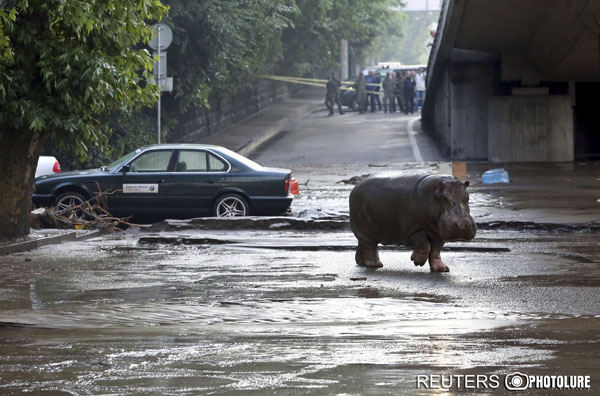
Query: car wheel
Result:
<box><xmin>54</xmin><ymin>192</ymin><xmax>86</xmax><ymax>218</ymax></box>
<box><xmin>350</xmin><ymin>98</ymin><xmax>359</xmax><ymax>111</ymax></box>
<box><xmin>214</xmin><ymin>194</ymin><xmax>249</xmax><ymax>217</ymax></box>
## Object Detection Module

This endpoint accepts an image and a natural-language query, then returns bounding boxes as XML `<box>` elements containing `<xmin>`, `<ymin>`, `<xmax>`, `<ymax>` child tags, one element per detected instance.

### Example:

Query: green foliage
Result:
<box><xmin>0</xmin><ymin>6</ymin><xmax>16</xmax><ymax>59</ymax></box>
<box><xmin>378</xmin><ymin>10</ymin><xmax>439</xmax><ymax>65</ymax></box>
<box><xmin>0</xmin><ymin>0</ymin><xmax>168</xmax><ymax>159</ymax></box>
<box><xmin>160</xmin><ymin>0</ymin><xmax>296</xmax><ymax>113</ymax></box>
<box><xmin>280</xmin><ymin>0</ymin><xmax>404</xmax><ymax>77</ymax></box>
<box><xmin>44</xmin><ymin>109</ymin><xmax>158</xmax><ymax>170</ymax></box>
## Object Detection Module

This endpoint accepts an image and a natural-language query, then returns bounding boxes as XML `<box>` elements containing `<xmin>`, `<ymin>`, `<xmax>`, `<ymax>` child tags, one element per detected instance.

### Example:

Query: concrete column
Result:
<box><xmin>488</xmin><ymin>96</ymin><xmax>574</xmax><ymax>162</ymax></box>
<box><xmin>449</xmin><ymin>62</ymin><xmax>495</xmax><ymax>160</ymax></box>
<box><xmin>340</xmin><ymin>39</ymin><xmax>348</xmax><ymax>80</ymax></box>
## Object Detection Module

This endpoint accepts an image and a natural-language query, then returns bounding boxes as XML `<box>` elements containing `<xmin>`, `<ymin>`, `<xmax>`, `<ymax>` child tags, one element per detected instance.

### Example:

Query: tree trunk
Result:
<box><xmin>0</xmin><ymin>129</ymin><xmax>47</xmax><ymax>240</ymax></box>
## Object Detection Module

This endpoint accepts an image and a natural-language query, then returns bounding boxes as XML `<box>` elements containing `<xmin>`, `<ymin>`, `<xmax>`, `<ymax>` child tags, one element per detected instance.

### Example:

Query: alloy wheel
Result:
<box><xmin>215</xmin><ymin>196</ymin><xmax>248</xmax><ymax>217</ymax></box>
<box><xmin>55</xmin><ymin>193</ymin><xmax>86</xmax><ymax>219</ymax></box>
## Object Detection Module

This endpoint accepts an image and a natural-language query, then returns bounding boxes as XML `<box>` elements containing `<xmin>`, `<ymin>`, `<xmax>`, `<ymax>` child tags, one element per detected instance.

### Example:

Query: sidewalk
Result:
<box><xmin>197</xmin><ymin>87</ymin><xmax>322</xmax><ymax>156</ymax></box>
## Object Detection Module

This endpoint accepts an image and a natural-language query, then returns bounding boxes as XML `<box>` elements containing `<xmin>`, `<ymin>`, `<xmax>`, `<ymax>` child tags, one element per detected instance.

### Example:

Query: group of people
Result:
<box><xmin>324</xmin><ymin>68</ymin><xmax>427</xmax><ymax>116</ymax></box>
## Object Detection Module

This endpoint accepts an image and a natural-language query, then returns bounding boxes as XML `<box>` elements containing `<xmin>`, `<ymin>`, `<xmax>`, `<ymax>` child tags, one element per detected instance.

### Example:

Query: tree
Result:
<box><xmin>159</xmin><ymin>0</ymin><xmax>295</xmax><ymax>113</ymax></box>
<box><xmin>379</xmin><ymin>10</ymin><xmax>439</xmax><ymax>65</ymax></box>
<box><xmin>41</xmin><ymin>0</ymin><xmax>296</xmax><ymax>173</ymax></box>
<box><xmin>280</xmin><ymin>0</ymin><xmax>404</xmax><ymax>77</ymax></box>
<box><xmin>0</xmin><ymin>0</ymin><xmax>168</xmax><ymax>239</ymax></box>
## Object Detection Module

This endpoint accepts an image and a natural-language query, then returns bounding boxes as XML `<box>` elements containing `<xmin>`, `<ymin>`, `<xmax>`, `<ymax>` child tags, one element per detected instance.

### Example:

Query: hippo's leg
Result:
<box><xmin>355</xmin><ymin>240</ymin><xmax>367</xmax><ymax>266</ymax></box>
<box><xmin>356</xmin><ymin>240</ymin><xmax>383</xmax><ymax>268</ymax></box>
<box><xmin>428</xmin><ymin>240</ymin><xmax>449</xmax><ymax>272</ymax></box>
<box><xmin>408</xmin><ymin>231</ymin><xmax>430</xmax><ymax>267</ymax></box>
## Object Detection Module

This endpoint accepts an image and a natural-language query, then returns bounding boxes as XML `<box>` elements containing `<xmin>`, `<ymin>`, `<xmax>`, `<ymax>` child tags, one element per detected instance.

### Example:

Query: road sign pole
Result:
<box><xmin>151</xmin><ymin>23</ymin><xmax>172</xmax><ymax>144</ymax></box>
<box><xmin>157</xmin><ymin>26</ymin><xmax>161</xmax><ymax>144</ymax></box>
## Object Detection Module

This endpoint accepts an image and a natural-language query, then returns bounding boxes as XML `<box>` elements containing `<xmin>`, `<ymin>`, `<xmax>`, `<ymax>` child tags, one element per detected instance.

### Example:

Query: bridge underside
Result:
<box><xmin>423</xmin><ymin>0</ymin><xmax>600</xmax><ymax>162</ymax></box>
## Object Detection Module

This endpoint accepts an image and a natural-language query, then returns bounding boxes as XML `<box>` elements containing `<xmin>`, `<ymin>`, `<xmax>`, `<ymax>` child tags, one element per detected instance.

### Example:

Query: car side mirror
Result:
<box><xmin>120</xmin><ymin>165</ymin><xmax>130</xmax><ymax>173</ymax></box>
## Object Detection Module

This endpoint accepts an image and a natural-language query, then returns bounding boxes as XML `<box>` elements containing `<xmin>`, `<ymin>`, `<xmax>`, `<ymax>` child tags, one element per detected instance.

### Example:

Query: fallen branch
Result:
<box><xmin>31</xmin><ymin>183</ymin><xmax>150</xmax><ymax>231</ymax></box>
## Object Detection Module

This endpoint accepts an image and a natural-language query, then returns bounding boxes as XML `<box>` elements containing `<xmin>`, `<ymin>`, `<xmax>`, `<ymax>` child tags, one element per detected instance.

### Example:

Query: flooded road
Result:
<box><xmin>1</xmin><ymin>227</ymin><xmax>599</xmax><ymax>394</ymax></box>
<box><xmin>2</xmin><ymin>109</ymin><xmax>600</xmax><ymax>394</ymax></box>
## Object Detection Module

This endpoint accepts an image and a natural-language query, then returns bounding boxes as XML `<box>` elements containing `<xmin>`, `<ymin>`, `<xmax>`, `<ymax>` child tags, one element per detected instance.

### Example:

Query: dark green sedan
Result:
<box><xmin>33</xmin><ymin>144</ymin><xmax>295</xmax><ymax>219</ymax></box>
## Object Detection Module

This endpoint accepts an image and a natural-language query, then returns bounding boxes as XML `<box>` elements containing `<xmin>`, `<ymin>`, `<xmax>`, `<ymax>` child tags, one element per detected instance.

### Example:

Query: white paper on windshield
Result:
<box><xmin>123</xmin><ymin>184</ymin><xmax>159</xmax><ymax>194</ymax></box>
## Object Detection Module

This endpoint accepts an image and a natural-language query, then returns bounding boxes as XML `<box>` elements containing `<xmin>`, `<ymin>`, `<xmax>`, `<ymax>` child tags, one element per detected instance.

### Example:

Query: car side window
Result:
<box><xmin>208</xmin><ymin>153</ymin><xmax>227</xmax><ymax>172</ymax></box>
<box><xmin>178</xmin><ymin>151</ymin><xmax>208</xmax><ymax>172</ymax></box>
<box><xmin>129</xmin><ymin>150</ymin><xmax>172</xmax><ymax>172</ymax></box>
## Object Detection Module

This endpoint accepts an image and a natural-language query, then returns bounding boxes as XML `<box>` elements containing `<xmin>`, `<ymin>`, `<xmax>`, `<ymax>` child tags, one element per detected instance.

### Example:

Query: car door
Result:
<box><xmin>165</xmin><ymin>149</ymin><xmax>227</xmax><ymax>217</ymax></box>
<box><xmin>108</xmin><ymin>149</ymin><xmax>174</xmax><ymax>217</ymax></box>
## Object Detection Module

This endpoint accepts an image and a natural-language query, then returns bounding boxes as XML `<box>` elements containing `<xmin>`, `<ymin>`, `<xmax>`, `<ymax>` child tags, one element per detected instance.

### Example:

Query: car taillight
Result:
<box><xmin>53</xmin><ymin>161</ymin><xmax>61</xmax><ymax>173</ymax></box>
<box><xmin>284</xmin><ymin>177</ymin><xmax>290</xmax><ymax>193</ymax></box>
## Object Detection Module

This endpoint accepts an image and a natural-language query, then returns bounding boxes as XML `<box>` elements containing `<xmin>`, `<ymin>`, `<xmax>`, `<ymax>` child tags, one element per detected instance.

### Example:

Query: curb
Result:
<box><xmin>237</xmin><ymin>101</ymin><xmax>320</xmax><ymax>157</ymax></box>
<box><xmin>0</xmin><ymin>231</ymin><xmax>76</xmax><ymax>256</ymax></box>
<box><xmin>0</xmin><ymin>229</ymin><xmax>103</xmax><ymax>256</ymax></box>
<box><xmin>237</xmin><ymin>117</ymin><xmax>289</xmax><ymax>157</ymax></box>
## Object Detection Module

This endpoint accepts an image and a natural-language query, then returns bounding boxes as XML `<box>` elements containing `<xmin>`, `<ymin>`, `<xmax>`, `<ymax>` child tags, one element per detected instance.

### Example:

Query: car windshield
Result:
<box><xmin>105</xmin><ymin>148</ymin><xmax>143</xmax><ymax>171</ymax></box>
<box><xmin>214</xmin><ymin>147</ymin><xmax>263</xmax><ymax>170</ymax></box>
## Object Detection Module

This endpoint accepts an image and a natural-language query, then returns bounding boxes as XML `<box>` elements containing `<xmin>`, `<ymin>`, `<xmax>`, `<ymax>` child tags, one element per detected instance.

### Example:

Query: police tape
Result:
<box><xmin>261</xmin><ymin>75</ymin><xmax>357</xmax><ymax>85</ymax></box>
<box><xmin>260</xmin><ymin>75</ymin><xmax>382</xmax><ymax>91</ymax></box>
<box><xmin>260</xmin><ymin>75</ymin><xmax>326</xmax><ymax>88</ymax></box>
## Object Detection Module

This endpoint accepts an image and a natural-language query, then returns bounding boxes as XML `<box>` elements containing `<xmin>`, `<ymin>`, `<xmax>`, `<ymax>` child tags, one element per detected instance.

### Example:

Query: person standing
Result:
<box><xmin>403</xmin><ymin>71</ymin><xmax>416</xmax><ymax>114</ymax></box>
<box><xmin>382</xmin><ymin>73</ymin><xmax>394</xmax><ymax>113</ymax></box>
<box><xmin>375</xmin><ymin>71</ymin><xmax>383</xmax><ymax>111</ymax></box>
<box><xmin>355</xmin><ymin>73</ymin><xmax>367</xmax><ymax>114</ymax></box>
<box><xmin>365</xmin><ymin>70</ymin><xmax>378</xmax><ymax>112</ymax></box>
<box><xmin>415</xmin><ymin>68</ymin><xmax>426</xmax><ymax>111</ymax></box>
<box><xmin>331</xmin><ymin>72</ymin><xmax>344</xmax><ymax>115</ymax></box>
<box><xmin>393</xmin><ymin>72</ymin><xmax>404</xmax><ymax>113</ymax></box>
<box><xmin>325</xmin><ymin>76</ymin><xmax>336</xmax><ymax>116</ymax></box>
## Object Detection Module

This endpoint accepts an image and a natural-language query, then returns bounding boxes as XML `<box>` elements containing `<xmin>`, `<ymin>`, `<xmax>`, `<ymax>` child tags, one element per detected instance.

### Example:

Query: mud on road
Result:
<box><xmin>0</xmin><ymin>225</ymin><xmax>599</xmax><ymax>395</ymax></box>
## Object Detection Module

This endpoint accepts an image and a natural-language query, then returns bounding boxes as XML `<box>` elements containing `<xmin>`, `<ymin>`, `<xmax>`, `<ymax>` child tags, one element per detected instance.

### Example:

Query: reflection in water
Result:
<box><xmin>29</xmin><ymin>283</ymin><xmax>42</xmax><ymax>310</ymax></box>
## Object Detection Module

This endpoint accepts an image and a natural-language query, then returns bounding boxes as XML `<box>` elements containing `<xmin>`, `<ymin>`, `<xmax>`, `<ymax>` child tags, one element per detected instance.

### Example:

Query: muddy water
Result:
<box><xmin>0</xmin><ymin>230</ymin><xmax>598</xmax><ymax>394</ymax></box>
<box><xmin>287</xmin><ymin>162</ymin><xmax>600</xmax><ymax>227</ymax></box>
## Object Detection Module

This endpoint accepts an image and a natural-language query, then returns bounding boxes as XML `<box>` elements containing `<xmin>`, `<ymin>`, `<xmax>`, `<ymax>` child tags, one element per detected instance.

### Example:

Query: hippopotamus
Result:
<box><xmin>349</xmin><ymin>174</ymin><xmax>476</xmax><ymax>272</ymax></box>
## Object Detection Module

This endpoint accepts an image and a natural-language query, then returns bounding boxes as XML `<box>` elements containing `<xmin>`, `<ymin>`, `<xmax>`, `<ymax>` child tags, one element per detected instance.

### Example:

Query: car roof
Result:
<box><xmin>140</xmin><ymin>144</ymin><xmax>227</xmax><ymax>151</ymax></box>
<box><xmin>393</xmin><ymin>64</ymin><xmax>426</xmax><ymax>71</ymax></box>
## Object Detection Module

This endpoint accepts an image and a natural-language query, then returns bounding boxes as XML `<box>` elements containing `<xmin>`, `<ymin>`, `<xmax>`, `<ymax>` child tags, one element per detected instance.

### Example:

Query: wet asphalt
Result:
<box><xmin>0</xmin><ymin>108</ymin><xmax>599</xmax><ymax>394</ymax></box>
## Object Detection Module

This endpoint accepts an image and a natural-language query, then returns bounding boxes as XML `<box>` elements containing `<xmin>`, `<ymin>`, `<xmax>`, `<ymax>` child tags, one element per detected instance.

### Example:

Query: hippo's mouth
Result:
<box><xmin>439</xmin><ymin>218</ymin><xmax>477</xmax><ymax>241</ymax></box>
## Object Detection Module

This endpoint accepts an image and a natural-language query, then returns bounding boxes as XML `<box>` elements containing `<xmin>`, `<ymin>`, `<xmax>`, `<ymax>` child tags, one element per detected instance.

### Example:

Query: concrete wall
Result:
<box><xmin>423</xmin><ymin>60</ymin><xmax>495</xmax><ymax>160</ymax></box>
<box><xmin>173</xmin><ymin>80</ymin><xmax>290</xmax><ymax>143</ymax></box>
<box><xmin>449</xmin><ymin>62</ymin><xmax>495</xmax><ymax>159</ymax></box>
<box><xmin>422</xmin><ymin>0</ymin><xmax>599</xmax><ymax>163</ymax></box>
<box><xmin>488</xmin><ymin>95</ymin><xmax>573</xmax><ymax>162</ymax></box>
<box><xmin>428</xmin><ymin>64</ymin><xmax>452</xmax><ymax>156</ymax></box>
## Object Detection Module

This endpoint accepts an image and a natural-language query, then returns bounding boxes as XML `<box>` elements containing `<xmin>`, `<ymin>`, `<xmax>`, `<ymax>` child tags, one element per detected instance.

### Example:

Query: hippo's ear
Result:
<box><xmin>463</xmin><ymin>180</ymin><xmax>470</xmax><ymax>188</ymax></box>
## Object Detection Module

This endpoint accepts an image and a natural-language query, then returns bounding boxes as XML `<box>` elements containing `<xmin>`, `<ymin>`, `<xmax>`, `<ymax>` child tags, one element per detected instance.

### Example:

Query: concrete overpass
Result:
<box><xmin>422</xmin><ymin>0</ymin><xmax>600</xmax><ymax>161</ymax></box>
